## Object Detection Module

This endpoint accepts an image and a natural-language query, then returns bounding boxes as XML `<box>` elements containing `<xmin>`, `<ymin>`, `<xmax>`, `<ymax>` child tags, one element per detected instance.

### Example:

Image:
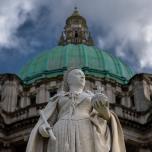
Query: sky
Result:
<box><xmin>0</xmin><ymin>0</ymin><xmax>152</xmax><ymax>75</ymax></box>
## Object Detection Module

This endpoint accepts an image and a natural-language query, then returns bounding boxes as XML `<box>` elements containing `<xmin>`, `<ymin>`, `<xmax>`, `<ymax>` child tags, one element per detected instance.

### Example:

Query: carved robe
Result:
<box><xmin>26</xmin><ymin>92</ymin><xmax>126</xmax><ymax>152</ymax></box>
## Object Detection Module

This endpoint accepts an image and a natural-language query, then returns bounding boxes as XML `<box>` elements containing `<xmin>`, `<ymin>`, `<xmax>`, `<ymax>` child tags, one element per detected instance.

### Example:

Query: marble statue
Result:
<box><xmin>26</xmin><ymin>68</ymin><xmax>126</xmax><ymax>152</ymax></box>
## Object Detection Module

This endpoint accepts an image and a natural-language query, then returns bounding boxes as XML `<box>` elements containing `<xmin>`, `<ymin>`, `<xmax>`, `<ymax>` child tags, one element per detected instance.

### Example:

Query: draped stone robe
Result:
<box><xmin>26</xmin><ymin>92</ymin><xmax>126</xmax><ymax>152</ymax></box>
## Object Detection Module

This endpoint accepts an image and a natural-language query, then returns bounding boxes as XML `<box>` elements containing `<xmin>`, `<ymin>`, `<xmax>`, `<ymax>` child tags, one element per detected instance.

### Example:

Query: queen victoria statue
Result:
<box><xmin>26</xmin><ymin>68</ymin><xmax>126</xmax><ymax>152</ymax></box>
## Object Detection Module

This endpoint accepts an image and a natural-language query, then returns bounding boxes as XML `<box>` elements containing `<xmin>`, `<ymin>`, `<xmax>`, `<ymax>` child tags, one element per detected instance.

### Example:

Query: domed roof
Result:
<box><xmin>19</xmin><ymin>44</ymin><xmax>134</xmax><ymax>84</ymax></box>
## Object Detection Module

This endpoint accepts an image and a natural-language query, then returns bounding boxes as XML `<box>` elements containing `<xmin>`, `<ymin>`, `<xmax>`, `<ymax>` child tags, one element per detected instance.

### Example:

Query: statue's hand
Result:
<box><xmin>91</xmin><ymin>93</ymin><xmax>110</xmax><ymax>120</ymax></box>
<box><xmin>39</xmin><ymin>124</ymin><xmax>51</xmax><ymax>138</ymax></box>
<box><xmin>92</xmin><ymin>93</ymin><xmax>109</xmax><ymax>108</ymax></box>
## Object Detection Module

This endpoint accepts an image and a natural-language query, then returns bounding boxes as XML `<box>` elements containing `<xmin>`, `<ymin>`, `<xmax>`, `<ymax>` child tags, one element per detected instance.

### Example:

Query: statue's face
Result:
<box><xmin>67</xmin><ymin>69</ymin><xmax>85</xmax><ymax>88</ymax></box>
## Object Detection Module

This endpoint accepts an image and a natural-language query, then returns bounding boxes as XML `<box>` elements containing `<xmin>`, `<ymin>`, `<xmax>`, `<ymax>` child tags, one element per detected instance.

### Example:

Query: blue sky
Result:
<box><xmin>0</xmin><ymin>0</ymin><xmax>152</xmax><ymax>75</ymax></box>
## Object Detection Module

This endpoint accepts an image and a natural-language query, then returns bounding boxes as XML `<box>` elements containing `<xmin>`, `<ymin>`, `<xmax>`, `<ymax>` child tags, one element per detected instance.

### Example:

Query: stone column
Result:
<box><xmin>121</xmin><ymin>95</ymin><xmax>132</xmax><ymax>108</ymax></box>
<box><xmin>105</xmin><ymin>83</ymin><xmax>115</xmax><ymax>103</ymax></box>
<box><xmin>1</xmin><ymin>80</ymin><xmax>18</xmax><ymax>112</ymax></box>
<box><xmin>37</xmin><ymin>84</ymin><xmax>47</xmax><ymax>104</ymax></box>
<box><xmin>134</xmin><ymin>80</ymin><xmax>149</xmax><ymax>111</ymax></box>
<box><xmin>25</xmin><ymin>95</ymin><xmax>31</xmax><ymax>107</ymax></box>
<box><xmin>85</xmin><ymin>80</ymin><xmax>91</xmax><ymax>91</ymax></box>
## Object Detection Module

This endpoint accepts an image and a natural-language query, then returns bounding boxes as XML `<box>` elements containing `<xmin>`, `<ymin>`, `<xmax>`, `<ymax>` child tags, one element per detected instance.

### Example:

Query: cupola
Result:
<box><xmin>58</xmin><ymin>7</ymin><xmax>94</xmax><ymax>46</ymax></box>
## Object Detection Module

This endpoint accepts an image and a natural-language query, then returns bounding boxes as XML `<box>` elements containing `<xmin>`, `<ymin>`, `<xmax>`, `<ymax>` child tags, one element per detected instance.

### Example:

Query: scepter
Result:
<box><xmin>39</xmin><ymin>110</ymin><xmax>56</xmax><ymax>141</ymax></box>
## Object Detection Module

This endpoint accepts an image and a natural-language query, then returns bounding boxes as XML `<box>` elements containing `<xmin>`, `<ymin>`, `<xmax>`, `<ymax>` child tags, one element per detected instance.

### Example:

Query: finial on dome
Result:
<box><xmin>73</xmin><ymin>6</ymin><xmax>79</xmax><ymax>16</ymax></box>
<box><xmin>74</xmin><ymin>6</ymin><xmax>78</xmax><ymax>11</ymax></box>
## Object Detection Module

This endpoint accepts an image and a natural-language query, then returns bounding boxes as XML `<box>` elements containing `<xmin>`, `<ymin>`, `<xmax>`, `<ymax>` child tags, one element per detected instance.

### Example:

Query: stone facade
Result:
<box><xmin>0</xmin><ymin>73</ymin><xmax>152</xmax><ymax>152</ymax></box>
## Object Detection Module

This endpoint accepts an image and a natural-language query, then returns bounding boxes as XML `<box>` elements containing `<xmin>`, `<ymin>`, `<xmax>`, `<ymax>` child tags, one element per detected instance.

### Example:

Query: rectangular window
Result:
<box><xmin>14</xmin><ymin>142</ymin><xmax>27</xmax><ymax>152</ymax></box>
<box><xmin>150</xmin><ymin>94</ymin><xmax>152</xmax><ymax>101</ymax></box>
<box><xmin>30</xmin><ymin>95</ymin><xmax>36</xmax><ymax>105</ymax></box>
<box><xmin>130</xmin><ymin>95</ymin><xmax>135</xmax><ymax>107</ymax></box>
<box><xmin>115</xmin><ymin>95</ymin><xmax>121</xmax><ymax>105</ymax></box>
<box><xmin>49</xmin><ymin>88</ymin><xmax>57</xmax><ymax>98</ymax></box>
<box><xmin>17</xmin><ymin>95</ymin><xmax>21</xmax><ymax>108</ymax></box>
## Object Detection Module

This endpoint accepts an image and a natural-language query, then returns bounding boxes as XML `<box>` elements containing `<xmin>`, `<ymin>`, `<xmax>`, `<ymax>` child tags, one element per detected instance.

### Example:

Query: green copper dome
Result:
<box><xmin>19</xmin><ymin>44</ymin><xmax>134</xmax><ymax>84</ymax></box>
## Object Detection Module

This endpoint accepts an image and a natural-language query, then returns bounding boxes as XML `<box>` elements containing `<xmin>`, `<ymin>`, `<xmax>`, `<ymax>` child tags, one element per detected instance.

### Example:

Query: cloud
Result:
<box><xmin>0</xmin><ymin>0</ymin><xmax>35</xmax><ymax>48</ymax></box>
<box><xmin>0</xmin><ymin>0</ymin><xmax>152</xmax><ymax>73</ymax></box>
<box><xmin>79</xmin><ymin>0</ymin><xmax>152</xmax><ymax>73</ymax></box>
